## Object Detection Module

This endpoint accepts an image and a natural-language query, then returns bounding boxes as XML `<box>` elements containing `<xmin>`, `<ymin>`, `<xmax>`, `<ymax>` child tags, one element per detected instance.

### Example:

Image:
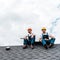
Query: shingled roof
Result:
<box><xmin>0</xmin><ymin>44</ymin><xmax>60</xmax><ymax>60</ymax></box>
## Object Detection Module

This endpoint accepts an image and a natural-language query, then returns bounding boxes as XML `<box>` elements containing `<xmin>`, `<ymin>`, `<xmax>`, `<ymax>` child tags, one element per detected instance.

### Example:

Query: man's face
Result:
<box><xmin>28</xmin><ymin>30</ymin><xmax>32</xmax><ymax>34</ymax></box>
<box><xmin>42</xmin><ymin>29</ymin><xmax>46</xmax><ymax>33</ymax></box>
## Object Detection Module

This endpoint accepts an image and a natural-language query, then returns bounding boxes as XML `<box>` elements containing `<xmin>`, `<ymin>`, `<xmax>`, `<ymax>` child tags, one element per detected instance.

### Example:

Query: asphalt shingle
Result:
<box><xmin>0</xmin><ymin>44</ymin><xmax>60</xmax><ymax>60</ymax></box>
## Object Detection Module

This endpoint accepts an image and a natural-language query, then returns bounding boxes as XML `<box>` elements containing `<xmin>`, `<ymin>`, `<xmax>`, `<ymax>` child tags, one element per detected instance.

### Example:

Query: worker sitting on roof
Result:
<box><xmin>39</xmin><ymin>27</ymin><xmax>55</xmax><ymax>49</ymax></box>
<box><xmin>23</xmin><ymin>28</ymin><xmax>35</xmax><ymax>49</ymax></box>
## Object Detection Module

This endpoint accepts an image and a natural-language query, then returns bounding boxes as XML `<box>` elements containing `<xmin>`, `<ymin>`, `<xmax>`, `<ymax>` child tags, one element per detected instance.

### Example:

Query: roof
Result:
<box><xmin>0</xmin><ymin>44</ymin><xmax>60</xmax><ymax>60</ymax></box>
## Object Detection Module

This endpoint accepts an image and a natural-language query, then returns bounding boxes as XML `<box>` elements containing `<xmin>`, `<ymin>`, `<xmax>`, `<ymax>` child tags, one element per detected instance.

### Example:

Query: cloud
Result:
<box><xmin>0</xmin><ymin>0</ymin><xmax>60</xmax><ymax>46</ymax></box>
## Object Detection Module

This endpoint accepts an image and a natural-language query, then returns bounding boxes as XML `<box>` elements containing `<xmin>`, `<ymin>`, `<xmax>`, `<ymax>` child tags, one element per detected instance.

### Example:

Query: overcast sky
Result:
<box><xmin>0</xmin><ymin>0</ymin><xmax>60</xmax><ymax>46</ymax></box>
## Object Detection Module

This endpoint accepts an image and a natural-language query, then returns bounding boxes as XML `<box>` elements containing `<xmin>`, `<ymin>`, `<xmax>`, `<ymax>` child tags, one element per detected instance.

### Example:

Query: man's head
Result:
<box><xmin>27</xmin><ymin>28</ymin><xmax>32</xmax><ymax>34</ymax></box>
<box><xmin>41</xmin><ymin>27</ymin><xmax>46</xmax><ymax>33</ymax></box>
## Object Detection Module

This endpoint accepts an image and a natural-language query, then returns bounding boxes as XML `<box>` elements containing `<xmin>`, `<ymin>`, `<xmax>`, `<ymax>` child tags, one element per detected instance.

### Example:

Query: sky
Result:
<box><xmin>0</xmin><ymin>0</ymin><xmax>60</xmax><ymax>46</ymax></box>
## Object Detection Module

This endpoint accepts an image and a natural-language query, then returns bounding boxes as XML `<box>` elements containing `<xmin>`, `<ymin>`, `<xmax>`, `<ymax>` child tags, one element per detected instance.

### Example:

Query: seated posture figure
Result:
<box><xmin>39</xmin><ymin>27</ymin><xmax>55</xmax><ymax>49</ymax></box>
<box><xmin>23</xmin><ymin>28</ymin><xmax>35</xmax><ymax>49</ymax></box>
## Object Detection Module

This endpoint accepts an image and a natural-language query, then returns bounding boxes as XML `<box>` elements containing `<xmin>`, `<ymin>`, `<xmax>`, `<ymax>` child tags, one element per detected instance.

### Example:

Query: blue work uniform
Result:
<box><xmin>42</xmin><ymin>33</ymin><xmax>55</xmax><ymax>46</ymax></box>
<box><xmin>24</xmin><ymin>34</ymin><xmax>35</xmax><ymax>45</ymax></box>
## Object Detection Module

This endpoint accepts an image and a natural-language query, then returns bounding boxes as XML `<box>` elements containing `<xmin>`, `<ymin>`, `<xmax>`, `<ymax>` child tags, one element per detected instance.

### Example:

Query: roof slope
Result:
<box><xmin>0</xmin><ymin>44</ymin><xmax>60</xmax><ymax>60</ymax></box>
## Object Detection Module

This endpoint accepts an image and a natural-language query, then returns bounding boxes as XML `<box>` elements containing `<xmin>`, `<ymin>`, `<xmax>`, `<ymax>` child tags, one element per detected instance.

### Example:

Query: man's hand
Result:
<box><xmin>31</xmin><ymin>34</ymin><xmax>35</xmax><ymax>38</ymax></box>
<box><xmin>39</xmin><ymin>38</ymin><xmax>42</xmax><ymax>42</ymax></box>
<box><xmin>45</xmin><ymin>38</ymin><xmax>49</xmax><ymax>40</ymax></box>
<box><xmin>50</xmin><ymin>35</ymin><xmax>55</xmax><ymax>38</ymax></box>
<box><xmin>24</xmin><ymin>36</ymin><xmax>28</xmax><ymax>40</ymax></box>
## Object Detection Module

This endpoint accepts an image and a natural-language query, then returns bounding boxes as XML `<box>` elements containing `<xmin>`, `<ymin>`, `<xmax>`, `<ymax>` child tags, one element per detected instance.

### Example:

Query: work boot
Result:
<box><xmin>44</xmin><ymin>44</ymin><xmax>48</xmax><ymax>49</ymax></box>
<box><xmin>49</xmin><ymin>44</ymin><xmax>54</xmax><ymax>48</ymax></box>
<box><xmin>23</xmin><ymin>45</ymin><xmax>27</xmax><ymax>49</ymax></box>
<box><xmin>31</xmin><ymin>45</ymin><xmax>34</xmax><ymax>49</ymax></box>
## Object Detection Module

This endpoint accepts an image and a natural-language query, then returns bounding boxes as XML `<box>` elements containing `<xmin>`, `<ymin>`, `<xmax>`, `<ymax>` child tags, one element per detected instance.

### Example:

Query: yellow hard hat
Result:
<box><xmin>41</xmin><ymin>27</ymin><xmax>46</xmax><ymax>30</ymax></box>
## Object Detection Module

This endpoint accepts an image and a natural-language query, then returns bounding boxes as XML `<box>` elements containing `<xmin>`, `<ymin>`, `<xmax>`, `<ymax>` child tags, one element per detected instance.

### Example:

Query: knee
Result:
<box><xmin>51</xmin><ymin>38</ymin><xmax>55</xmax><ymax>41</ymax></box>
<box><xmin>24</xmin><ymin>38</ymin><xmax>27</xmax><ymax>40</ymax></box>
<box><xmin>32</xmin><ymin>35</ymin><xmax>35</xmax><ymax>39</ymax></box>
<box><xmin>32</xmin><ymin>36</ymin><xmax>36</xmax><ymax>41</ymax></box>
<box><xmin>34</xmin><ymin>35</ymin><xmax>35</xmax><ymax>38</ymax></box>
<box><xmin>24</xmin><ymin>39</ymin><xmax>27</xmax><ymax>42</ymax></box>
<box><xmin>42</xmin><ymin>39</ymin><xmax>45</xmax><ymax>41</ymax></box>
<box><xmin>42</xmin><ymin>39</ymin><xmax>46</xmax><ymax>42</ymax></box>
